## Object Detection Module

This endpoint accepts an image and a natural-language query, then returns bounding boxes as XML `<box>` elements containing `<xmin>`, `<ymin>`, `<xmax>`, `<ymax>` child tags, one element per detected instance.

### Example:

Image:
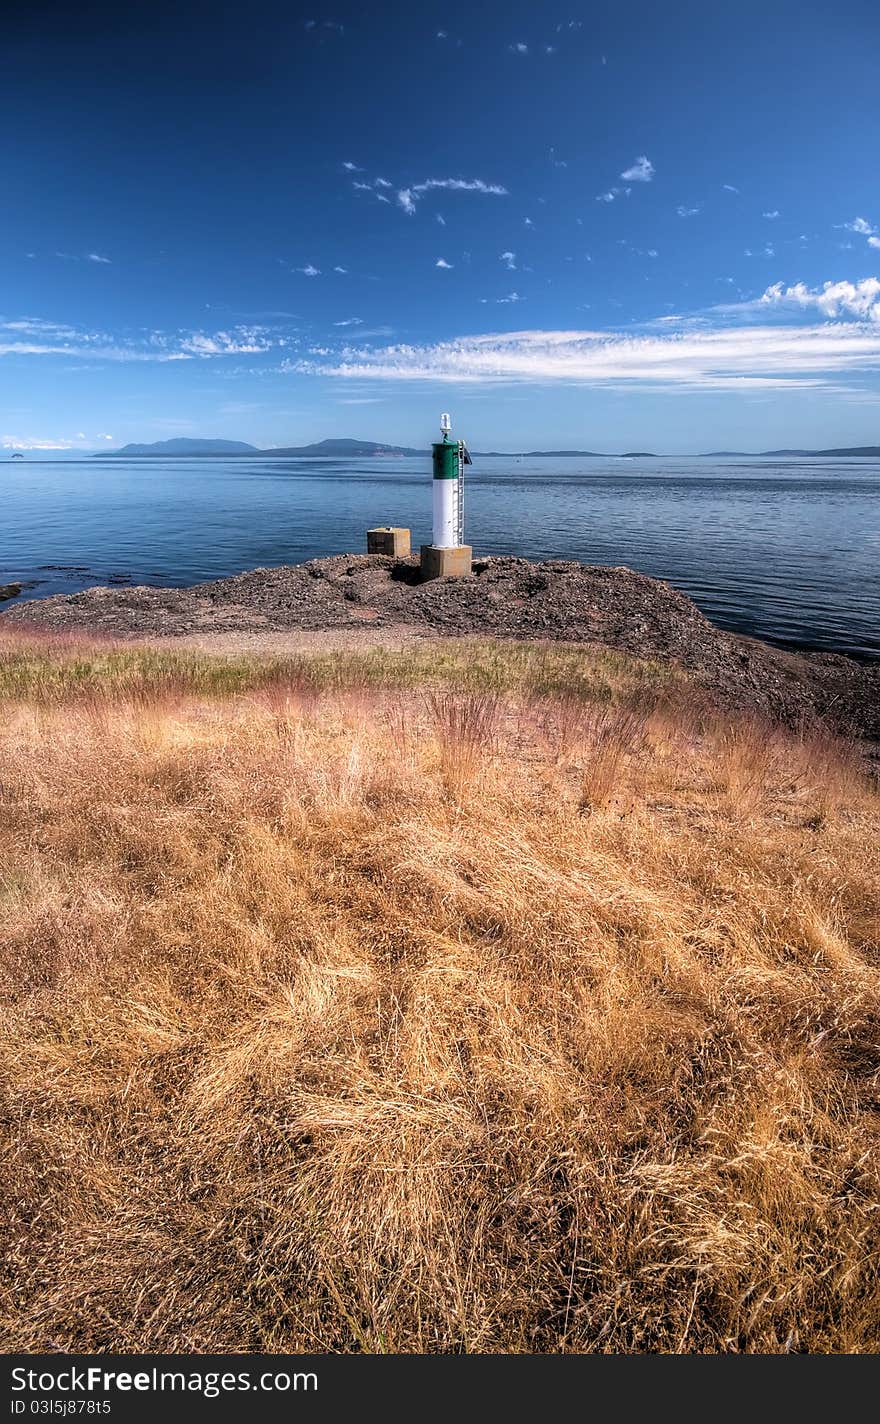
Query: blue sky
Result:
<box><xmin>3</xmin><ymin>0</ymin><xmax>880</xmax><ymax>453</ymax></box>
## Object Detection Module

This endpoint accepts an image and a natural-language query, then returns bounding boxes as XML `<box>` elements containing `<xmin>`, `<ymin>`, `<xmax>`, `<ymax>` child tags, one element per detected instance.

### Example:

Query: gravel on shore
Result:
<box><xmin>3</xmin><ymin>554</ymin><xmax>878</xmax><ymax>740</ymax></box>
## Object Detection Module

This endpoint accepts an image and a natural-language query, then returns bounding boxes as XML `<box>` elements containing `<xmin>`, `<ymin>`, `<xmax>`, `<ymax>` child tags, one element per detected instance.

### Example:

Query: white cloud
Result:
<box><xmin>846</xmin><ymin>217</ymin><xmax>874</xmax><ymax>235</ymax></box>
<box><xmin>497</xmin><ymin>292</ymin><xmax>522</xmax><ymax>303</ymax></box>
<box><xmin>178</xmin><ymin>329</ymin><xmax>275</xmax><ymax>355</ymax></box>
<box><xmin>763</xmin><ymin>210</ymin><xmax>780</xmax><ymax>219</ymax></box>
<box><xmin>333</xmin><ymin>265</ymin><xmax>348</xmax><ymax>273</ymax></box>
<box><xmin>0</xmin><ymin>317</ymin><xmax>287</xmax><ymax>363</ymax></box>
<box><xmin>545</xmin><ymin>44</ymin><xmax>557</xmax><ymax>54</ymax></box>
<box><xmin>596</xmin><ymin>186</ymin><xmax>631</xmax><ymax>203</ymax></box>
<box><xmin>334</xmin><ymin>317</ymin><xmax>362</xmax><ymax>326</ymax></box>
<box><xmin>2</xmin><ymin>436</ymin><xmax>79</xmax><ymax>449</ymax></box>
<box><xmin>620</xmin><ymin>155</ymin><xmax>654</xmax><ymax>182</ymax></box>
<box><xmin>436</xmin><ymin>214</ymin><xmax>446</xmax><ymax>226</ymax></box>
<box><xmin>510</xmin><ymin>42</ymin><xmax>528</xmax><ymax>54</ymax></box>
<box><xmin>297</xmin><ymin>318</ymin><xmax>880</xmax><ymax>391</ymax></box>
<box><xmin>500</xmin><ymin>251</ymin><xmax>516</xmax><ymax>269</ymax></box>
<box><xmin>757</xmin><ymin>277</ymin><xmax>880</xmax><ymax>321</ymax></box>
<box><xmin>375</xmin><ymin>177</ymin><xmax>392</xmax><ymax>188</ymax></box>
<box><xmin>413</xmin><ymin>178</ymin><xmax>507</xmax><ymax>196</ymax></box>
<box><xmin>723</xmin><ymin>184</ymin><xmax>740</xmax><ymax>193</ymax></box>
<box><xmin>384</xmin><ymin>177</ymin><xmax>508</xmax><ymax>216</ymax></box>
<box><xmin>342</xmin><ymin>161</ymin><xmax>362</xmax><ymax>171</ymax></box>
<box><xmin>676</xmin><ymin>205</ymin><xmax>701</xmax><ymax>217</ymax></box>
<box><xmin>87</xmin><ymin>252</ymin><xmax>111</xmax><ymax>263</ymax></box>
<box><xmin>435</xmin><ymin>258</ymin><xmax>453</xmax><ymax>269</ymax></box>
<box><xmin>295</xmin><ymin>264</ymin><xmax>320</xmax><ymax>276</ymax></box>
<box><xmin>2</xmin><ymin>432</ymin><xmax>117</xmax><ymax>446</ymax></box>
<box><xmin>869</xmin><ymin>236</ymin><xmax>880</xmax><ymax>250</ymax></box>
<box><xmin>524</xmin><ymin>217</ymin><xmax>534</xmax><ymax>227</ymax></box>
<box><xmin>2</xmin><ymin>317</ymin><xmax>80</xmax><ymax>339</ymax></box>
<box><xmin>352</xmin><ymin>181</ymin><xmax>373</xmax><ymax>191</ymax></box>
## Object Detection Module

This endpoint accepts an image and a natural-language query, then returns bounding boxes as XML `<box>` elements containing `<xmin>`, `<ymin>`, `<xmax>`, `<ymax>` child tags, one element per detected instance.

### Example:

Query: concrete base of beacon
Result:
<box><xmin>366</xmin><ymin>527</ymin><xmax>411</xmax><ymax>557</ymax></box>
<box><xmin>419</xmin><ymin>544</ymin><xmax>473</xmax><ymax>581</ymax></box>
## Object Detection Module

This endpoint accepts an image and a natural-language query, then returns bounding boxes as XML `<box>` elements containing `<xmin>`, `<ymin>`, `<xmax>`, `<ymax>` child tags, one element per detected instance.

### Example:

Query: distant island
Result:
<box><xmin>93</xmin><ymin>438</ymin><xmax>880</xmax><ymax>461</ymax></box>
<box><xmin>702</xmin><ymin>446</ymin><xmax>880</xmax><ymax>457</ymax></box>
<box><xmin>98</xmin><ymin>438</ymin><xmax>261</xmax><ymax>456</ymax></box>
<box><xmin>95</xmin><ymin>437</ymin><xmax>424</xmax><ymax>458</ymax></box>
<box><xmin>94</xmin><ymin>437</ymin><xmax>659</xmax><ymax>459</ymax></box>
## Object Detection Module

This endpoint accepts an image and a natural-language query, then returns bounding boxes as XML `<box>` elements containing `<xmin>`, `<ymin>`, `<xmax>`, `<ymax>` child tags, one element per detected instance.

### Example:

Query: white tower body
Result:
<box><xmin>432</xmin><ymin>475</ymin><xmax>457</xmax><ymax>548</ymax></box>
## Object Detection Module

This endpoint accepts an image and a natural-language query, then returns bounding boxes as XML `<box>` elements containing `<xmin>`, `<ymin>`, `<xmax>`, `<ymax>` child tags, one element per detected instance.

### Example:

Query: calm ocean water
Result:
<box><xmin>3</xmin><ymin>453</ymin><xmax>879</xmax><ymax>659</ymax></box>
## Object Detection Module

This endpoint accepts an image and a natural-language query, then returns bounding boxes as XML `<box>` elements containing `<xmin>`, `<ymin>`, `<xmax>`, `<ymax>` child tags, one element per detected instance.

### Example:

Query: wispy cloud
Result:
<box><xmin>333</xmin><ymin>265</ymin><xmax>348</xmax><ymax>274</ymax></box>
<box><xmin>723</xmin><ymin>184</ymin><xmax>740</xmax><ymax>193</ymax></box>
<box><xmin>763</xmin><ymin>210</ymin><xmax>780</xmax><ymax>219</ymax></box>
<box><xmin>500</xmin><ymin>251</ymin><xmax>516</xmax><ymax>270</ymax></box>
<box><xmin>297</xmin><ymin>313</ymin><xmax>880</xmax><ymax>391</ymax></box>
<box><xmin>305</xmin><ymin>19</ymin><xmax>344</xmax><ymax>35</ymax></box>
<box><xmin>0</xmin><ymin>317</ymin><xmax>290</xmax><ymax>363</ymax></box>
<box><xmin>620</xmin><ymin>155</ymin><xmax>654</xmax><ymax>182</ymax></box>
<box><xmin>844</xmin><ymin>216</ymin><xmax>880</xmax><ymax>252</ymax></box>
<box><xmin>509</xmin><ymin>42</ymin><xmax>528</xmax><ymax>54</ymax></box>
<box><xmin>414</xmin><ymin>178</ymin><xmax>507</xmax><ymax>197</ymax></box>
<box><xmin>87</xmin><ymin>252</ymin><xmax>111</xmax><ymax>264</ymax></box>
<box><xmin>342</xmin><ymin>161</ymin><xmax>362</xmax><ymax>172</ymax></box>
<box><xmin>2</xmin><ymin>435</ymin><xmax>80</xmax><ymax>450</ymax></box>
<box><xmin>374</xmin><ymin>175</ymin><xmax>507</xmax><ymax>217</ymax></box>
<box><xmin>295</xmin><ymin>264</ymin><xmax>320</xmax><ymax>276</ymax></box>
<box><xmin>676</xmin><ymin>205</ymin><xmax>701</xmax><ymax>217</ymax></box>
<box><xmin>1</xmin><ymin>317</ymin><xmax>80</xmax><ymax>339</ymax></box>
<box><xmin>333</xmin><ymin>317</ymin><xmax>363</xmax><ymax>326</ymax></box>
<box><xmin>596</xmin><ymin>186</ymin><xmax>631</xmax><ymax>203</ymax></box>
<box><xmin>435</xmin><ymin>258</ymin><xmax>453</xmax><ymax>269</ymax></box>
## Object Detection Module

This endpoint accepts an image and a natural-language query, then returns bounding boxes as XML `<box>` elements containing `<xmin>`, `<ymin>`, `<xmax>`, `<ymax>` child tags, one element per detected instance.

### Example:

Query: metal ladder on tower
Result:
<box><xmin>453</xmin><ymin>438</ymin><xmax>471</xmax><ymax>546</ymax></box>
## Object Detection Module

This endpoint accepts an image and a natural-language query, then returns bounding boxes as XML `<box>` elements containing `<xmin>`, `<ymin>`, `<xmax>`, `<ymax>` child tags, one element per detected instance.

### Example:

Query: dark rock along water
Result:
<box><xmin>3</xmin><ymin>453</ymin><xmax>879</xmax><ymax>659</ymax></box>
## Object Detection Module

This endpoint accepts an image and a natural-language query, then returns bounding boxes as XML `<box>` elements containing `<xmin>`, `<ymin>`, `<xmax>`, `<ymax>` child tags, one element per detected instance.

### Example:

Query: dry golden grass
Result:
<box><xmin>1</xmin><ymin>631</ymin><xmax>879</xmax><ymax>1353</ymax></box>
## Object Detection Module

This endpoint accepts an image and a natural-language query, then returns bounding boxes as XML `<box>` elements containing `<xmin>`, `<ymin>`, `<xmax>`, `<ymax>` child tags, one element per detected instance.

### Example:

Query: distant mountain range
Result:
<box><xmin>95</xmin><ymin>437</ymin><xmax>424</xmax><ymax>458</ymax></box>
<box><xmin>703</xmin><ymin>447</ymin><xmax>880</xmax><ymax>457</ymax></box>
<box><xmin>93</xmin><ymin>438</ymin><xmax>880</xmax><ymax>461</ymax></box>
<box><xmin>96</xmin><ymin>438</ymin><xmax>260</xmax><ymax>456</ymax></box>
<box><xmin>94</xmin><ymin>437</ymin><xmax>658</xmax><ymax>459</ymax></box>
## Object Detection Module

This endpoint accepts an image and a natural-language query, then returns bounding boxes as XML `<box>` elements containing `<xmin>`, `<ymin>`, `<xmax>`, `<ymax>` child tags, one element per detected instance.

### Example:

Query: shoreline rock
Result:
<box><xmin>2</xmin><ymin>554</ymin><xmax>878</xmax><ymax>741</ymax></box>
